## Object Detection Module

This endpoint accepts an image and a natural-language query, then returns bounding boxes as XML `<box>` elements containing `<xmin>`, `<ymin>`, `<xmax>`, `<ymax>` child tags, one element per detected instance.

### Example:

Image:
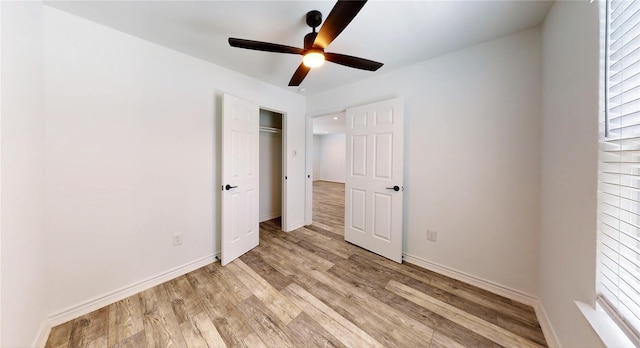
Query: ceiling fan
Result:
<box><xmin>228</xmin><ymin>0</ymin><xmax>383</xmax><ymax>87</ymax></box>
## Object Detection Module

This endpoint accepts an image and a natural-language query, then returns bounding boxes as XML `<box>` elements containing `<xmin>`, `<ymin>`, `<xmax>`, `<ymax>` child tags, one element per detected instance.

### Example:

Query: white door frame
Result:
<box><xmin>304</xmin><ymin>109</ymin><xmax>347</xmax><ymax>226</ymax></box>
<box><xmin>259</xmin><ymin>107</ymin><xmax>288</xmax><ymax>230</ymax></box>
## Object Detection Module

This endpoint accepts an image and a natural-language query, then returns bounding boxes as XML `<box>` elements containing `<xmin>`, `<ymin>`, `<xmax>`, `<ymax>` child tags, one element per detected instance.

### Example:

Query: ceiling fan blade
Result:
<box><xmin>289</xmin><ymin>63</ymin><xmax>311</xmax><ymax>86</ymax></box>
<box><xmin>229</xmin><ymin>38</ymin><xmax>304</xmax><ymax>55</ymax></box>
<box><xmin>325</xmin><ymin>52</ymin><xmax>383</xmax><ymax>71</ymax></box>
<box><xmin>313</xmin><ymin>0</ymin><xmax>367</xmax><ymax>49</ymax></box>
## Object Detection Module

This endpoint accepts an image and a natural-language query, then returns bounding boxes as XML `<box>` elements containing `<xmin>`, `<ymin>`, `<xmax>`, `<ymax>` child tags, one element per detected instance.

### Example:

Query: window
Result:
<box><xmin>598</xmin><ymin>0</ymin><xmax>640</xmax><ymax>343</ymax></box>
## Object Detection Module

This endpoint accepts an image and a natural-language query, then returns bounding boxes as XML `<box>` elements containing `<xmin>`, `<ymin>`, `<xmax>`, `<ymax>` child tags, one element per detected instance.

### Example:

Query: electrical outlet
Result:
<box><xmin>173</xmin><ymin>233</ymin><xmax>183</xmax><ymax>246</ymax></box>
<box><xmin>427</xmin><ymin>229</ymin><xmax>437</xmax><ymax>242</ymax></box>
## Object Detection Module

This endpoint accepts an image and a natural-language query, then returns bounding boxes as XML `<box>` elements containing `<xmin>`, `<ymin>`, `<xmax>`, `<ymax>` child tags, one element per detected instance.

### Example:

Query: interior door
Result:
<box><xmin>221</xmin><ymin>93</ymin><xmax>259</xmax><ymax>266</ymax></box>
<box><xmin>345</xmin><ymin>98</ymin><xmax>404</xmax><ymax>263</ymax></box>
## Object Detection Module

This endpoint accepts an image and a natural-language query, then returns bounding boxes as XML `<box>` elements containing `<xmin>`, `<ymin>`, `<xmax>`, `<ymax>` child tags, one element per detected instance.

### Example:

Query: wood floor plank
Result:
<box><xmin>226</xmin><ymin>259</ymin><xmax>301</xmax><ymax>326</ymax></box>
<box><xmin>239</xmin><ymin>251</ymin><xmax>292</xmax><ymax>291</ymax></box>
<box><xmin>294</xmin><ymin>238</ymin><xmax>349</xmax><ymax>264</ymax></box>
<box><xmin>281</xmin><ymin>283</ymin><xmax>383</xmax><ymax>348</ymax></box>
<box><xmin>302</xmin><ymin>269</ymin><xmax>434</xmax><ymax>347</ymax></box>
<box><xmin>204</xmin><ymin>262</ymin><xmax>252</xmax><ymax>306</ymax></box>
<box><xmin>110</xmin><ymin>331</ymin><xmax>147</xmax><ymax>348</ymax></box>
<box><xmin>163</xmin><ymin>275</ymin><xmax>205</xmax><ymax>325</ymax></box>
<box><xmin>309</xmin><ymin>220</ymin><xmax>344</xmax><ymax>237</ymax></box>
<box><xmin>179</xmin><ymin>311</ymin><xmax>226</xmax><ymax>348</ymax></box>
<box><xmin>138</xmin><ymin>285</ymin><xmax>188</xmax><ymax>347</ymax></box>
<box><xmin>249</xmin><ymin>242</ymin><xmax>319</xmax><ymax>286</ymax></box>
<box><xmin>387</xmin><ymin>279</ymin><xmax>544</xmax><ymax>348</ymax></box>
<box><xmin>346</xmin><ymin>255</ymin><xmax>498</xmax><ymax>325</ymax></box>
<box><xmin>185</xmin><ymin>269</ymin><xmax>253</xmax><ymax>347</ymax></box>
<box><xmin>328</xmin><ymin>255</ymin><xmax>499</xmax><ymax>347</ymax></box>
<box><xmin>293</xmin><ymin>227</ymin><xmax>352</xmax><ymax>259</ymax></box>
<box><xmin>233</xmin><ymin>333</ymin><xmax>269</xmax><ymax>348</ymax></box>
<box><xmin>430</xmin><ymin>331</ymin><xmax>467</xmax><ymax>348</ymax></box>
<box><xmin>262</xmin><ymin>232</ymin><xmax>335</xmax><ymax>271</ymax></box>
<box><xmin>45</xmin><ymin>320</ymin><xmax>73</xmax><ymax>348</ymax></box>
<box><xmin>497</xmin><ymin>315</ymin><xmax>547</xmax><ymax>346</ymax></box>
<box><xmin>68</xmin><ymin>307</ymin><xmax>108</xmax><ymax>348</ymax></box>
<box><xmin>235</xmin><ymin>295</ymin><xmax>298</xmax><ymax>348</ymax></box>
<box><xmin>286</xmin><ymin>312</ymin><xmax>346</xmax><ymax>348</ymax></box>
<box><xmin>107</xmin><ymin>294</ymin><xmax>144</xmax><ymax>347</ymax></box>
<box><xmin>45</xmin><ymin>324</ymin><xmax>72</xmax><ymax>348</ymax></box>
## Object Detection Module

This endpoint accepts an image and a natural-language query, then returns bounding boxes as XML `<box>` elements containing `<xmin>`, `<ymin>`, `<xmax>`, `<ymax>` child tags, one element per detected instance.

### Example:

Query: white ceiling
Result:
<box><xmin>44</xmin><ymin>0</ymin><xmax>553</xmax><ymax>96</ymax></box>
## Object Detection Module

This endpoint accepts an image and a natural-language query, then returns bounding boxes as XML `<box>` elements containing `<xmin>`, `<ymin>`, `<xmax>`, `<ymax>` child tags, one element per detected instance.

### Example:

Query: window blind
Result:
<box><xmin>598</xmin><ymin>0</ymin><xmax>640</xmax><ymax>341</ymax></box>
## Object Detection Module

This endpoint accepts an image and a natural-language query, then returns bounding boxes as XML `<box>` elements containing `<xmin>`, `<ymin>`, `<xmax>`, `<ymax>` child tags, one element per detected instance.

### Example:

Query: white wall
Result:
<box><xmin>539</xmin><ymin>1</ymin><xmax>602</xmax><ymax>347</ymax></box>
<box><xmin>314</xmin><ymin>133</ymin><xmax>346</xmax><ymax>183</ymax></box>
<box><xmin>1</xmin><ymin>2</ymin><xmax>49</xmax><ymax>346</ymax></box>
<box><xmin>259</xmin><ymin>131</ymin><xmax>282</xmax><ymax>222</ymax></box>
<box><xmin>43</xmin><ymin>6</ymin><xmax>306</xmax><ymax>318</ymax></box>
<box><xmin>307</xmin><ymin>28</ymin><xmax>542</xmax><ymax>297</ymax></box>
<box><xmin>313</xmin><ymin>134</ymin><xmax>321</xmax><ymax>180</ymax></box>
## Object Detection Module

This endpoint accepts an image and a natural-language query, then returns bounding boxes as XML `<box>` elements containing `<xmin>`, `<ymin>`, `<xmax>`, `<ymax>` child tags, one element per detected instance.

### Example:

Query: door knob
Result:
<box><xmin>386</xmin><ymin>185</ymin><xmax>400</xmax><ymax>192</ymax></box>
<box><xmin>225</xmin><ymin>184</ymin><xmax>238</xmax><ymax>190</ymax></box>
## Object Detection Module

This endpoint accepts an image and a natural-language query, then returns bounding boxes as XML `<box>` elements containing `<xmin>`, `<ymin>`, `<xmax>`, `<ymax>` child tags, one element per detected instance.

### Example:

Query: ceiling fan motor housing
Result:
<box><xmin>306</xmin><ymin>10</ymin><xmax>322</xmax><ymax>29</ymax></box>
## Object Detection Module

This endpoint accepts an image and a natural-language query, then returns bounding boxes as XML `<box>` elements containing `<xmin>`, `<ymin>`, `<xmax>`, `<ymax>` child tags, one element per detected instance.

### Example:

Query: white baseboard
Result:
<box><xmin>32</xmin><ymin>319</ymin><xmax>52</xmax><ymax>348</ymax></box>
<box><xmin>402</xmin><ymin>253</ymin><xmax>538</xmax><ymax>307</ymax></box>
<box><xmin>259</xmin><ymin>212</ymin><xmax>281</xmax><ymax>223</ymax></box>
<box><xmin>537</xmin><ymin>301</ymin><xmax>562</xmax><ymax>348</ymax></box>
<box><xmin>48</xmin><ymin>254</ymin><xmax>216</xmax><ymax>326</ymax></box>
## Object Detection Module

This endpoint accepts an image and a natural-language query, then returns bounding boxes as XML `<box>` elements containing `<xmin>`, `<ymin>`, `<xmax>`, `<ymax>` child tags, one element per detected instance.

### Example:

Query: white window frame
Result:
<box><xmin>596</xmin><ymin>0</ymin><xmax>640</xmax><ymax>345</ymax></box>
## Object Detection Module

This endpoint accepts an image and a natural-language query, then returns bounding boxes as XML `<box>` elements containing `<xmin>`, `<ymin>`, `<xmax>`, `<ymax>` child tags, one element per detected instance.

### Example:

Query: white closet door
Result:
<box><xmin>221</xmin><ymin>93</ymin><xmax>259</xmax><ymax>266</ymax></box>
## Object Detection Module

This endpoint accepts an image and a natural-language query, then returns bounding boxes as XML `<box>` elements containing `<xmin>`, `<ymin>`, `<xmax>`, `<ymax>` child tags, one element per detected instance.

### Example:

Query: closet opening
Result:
<box><xmin>259</xmin><ymin>109</ymin><xmax>284</xmax><ymax>231</ymax></box>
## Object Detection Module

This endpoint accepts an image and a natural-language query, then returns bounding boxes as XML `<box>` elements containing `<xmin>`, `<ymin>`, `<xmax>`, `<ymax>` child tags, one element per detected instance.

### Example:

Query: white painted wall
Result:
<box><xmin>307</xmin><ymin>28</ymin><xmax>542</xmax><ymax>297</ymax></box>
<box><xmin>314</xmin><ymin>133</ymin><xmax>346</xmax><ymax>183</ymax></box>
<box><xmin>312</xmin><ymin>134</ymin><xmax>321</xmax><ymax>181</ymax></box>
<box><xmin>259</xmin><ymin>131</ymin><xmax>282</xmax><ymax>222</ymax></box>
<box><xmin>43</xmin><ymin>6</ymin><xmax>306</xmax><ymax>317</ymax></box>
<box><xmin>539</xmin><ymin>1</ymin><xmax>602</xmax><ymax>347</ymax></box>
<box><xmin>1</xmin><ymin>2</ymin><xmax>49</xmax><ymax>346</ymax></box>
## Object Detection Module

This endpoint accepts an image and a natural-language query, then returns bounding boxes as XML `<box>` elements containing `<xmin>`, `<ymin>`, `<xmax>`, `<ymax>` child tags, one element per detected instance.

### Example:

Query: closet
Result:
<box><xmin>259</xmin><ymin>109</ymin><xmax>283</xmax><ymax>225</ymax></box>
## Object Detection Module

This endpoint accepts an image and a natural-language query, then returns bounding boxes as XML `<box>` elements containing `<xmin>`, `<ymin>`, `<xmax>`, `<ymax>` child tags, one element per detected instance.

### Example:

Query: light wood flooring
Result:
<box><xmin>45</xmin><ymin>180</ymin><xmax>547</xmax><ymax>348</ymax></box>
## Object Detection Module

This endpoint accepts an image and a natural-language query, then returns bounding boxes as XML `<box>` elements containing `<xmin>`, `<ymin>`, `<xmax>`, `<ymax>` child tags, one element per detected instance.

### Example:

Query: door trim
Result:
<box><xmin>305</xmin><ymin>109</ymin><xmax>347</xmax><ymax>226</ymax></box>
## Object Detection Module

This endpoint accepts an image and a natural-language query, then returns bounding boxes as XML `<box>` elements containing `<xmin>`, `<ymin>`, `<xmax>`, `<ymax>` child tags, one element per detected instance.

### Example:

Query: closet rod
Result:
<box><xmin>259</xmin><ymin>126</ymin><xmax>282</xmax><ymax>134</ymax></box>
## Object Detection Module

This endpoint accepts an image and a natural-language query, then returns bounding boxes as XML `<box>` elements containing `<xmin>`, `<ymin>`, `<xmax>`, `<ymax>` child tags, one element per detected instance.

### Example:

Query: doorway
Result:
<box><xmin>305</xmin><ymin>98</ymin><xmax>404</xmax><ymax>263</ymax></box>
<box><xmin>259</xmin><ymin>109</ymin><xmax>284</xmax><ymax>230</ymax></box>
<box><xmin>307</xmin><ymin>112</ymin><xmax>346</xmax><ymax>232</ymax></box>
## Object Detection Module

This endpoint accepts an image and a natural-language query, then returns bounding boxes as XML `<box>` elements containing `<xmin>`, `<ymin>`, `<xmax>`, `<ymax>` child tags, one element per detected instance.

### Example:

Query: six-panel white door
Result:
<box><xmin>221</xmin><ymin>93</ymin><xmax>259</xmax><ymax>266</ymax></box>
<box><xmin>345</xmin><ymin>98</ymin><xmax>404</xmax><ymax>263</ymax></box>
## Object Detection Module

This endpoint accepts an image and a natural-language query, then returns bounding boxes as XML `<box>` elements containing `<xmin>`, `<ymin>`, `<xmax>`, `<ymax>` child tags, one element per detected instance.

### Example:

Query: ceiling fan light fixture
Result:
<box><xmin>303</xmin><ymin>50</ymin><xmax>325</xmax><ymax>68</ymax></box>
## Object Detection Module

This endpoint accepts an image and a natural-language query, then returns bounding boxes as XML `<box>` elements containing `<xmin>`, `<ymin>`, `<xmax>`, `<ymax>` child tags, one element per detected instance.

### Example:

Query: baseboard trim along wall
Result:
<box><xmin>259</xmin><ymin>212</ymin><xmax>281</xmax><ymax>223</ymax></box>
<box><xmin>48</xmin><ymin>254</ymin><xmax>216</xmax><ymax>326</ymax></box>
<box><xmin>403</xmin><ymin>253</ymin><xmax>560</xmax><ymax>347</ymax></box>
<box><xmin>32</xmin><ymin>320</ymin><xmax>52</xmax><ymax>348</ymax></box>
<box><xmin>536</xmin><ymin>301</ymin><xmax>562</xmax><ymax>348</ymax></box>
